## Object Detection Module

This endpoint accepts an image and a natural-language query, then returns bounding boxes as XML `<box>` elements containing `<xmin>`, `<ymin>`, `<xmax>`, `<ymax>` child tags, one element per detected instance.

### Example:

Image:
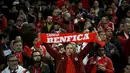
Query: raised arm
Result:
<box><xmin>43</xmin><ymin>43</ymin><xmax>58</xmax><ymax>59</ymax></box>
<box><xmin>78</xmin><ymin>42</ymin><xmax>94</xmax><ymax>59</ymax></box>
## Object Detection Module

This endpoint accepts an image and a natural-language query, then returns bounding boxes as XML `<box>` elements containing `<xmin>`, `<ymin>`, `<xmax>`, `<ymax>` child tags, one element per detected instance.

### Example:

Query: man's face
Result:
<box><xmin>107</xmin><ymin>8</ymin><xmax>113</xmax><ymax>15</ymax></box>
<box><xmin>97</xmin><ymin>26</ymin><xmax>104</xmax><ymax>32</ymax></box>
<box><xmin>13</xmin><ymin>42</ymin><xmax>23</xmax><ymax>52</ymax></box>
<box><xmin>47</xmin><ymin>16</ymin><xmax>52</xmax><ymax>23</ymax></box>
<box><xmin>124</xmin><ymin>23</ymin><xmax>130</xmax><ymax>33</ymax></box>
<box><xmin>54</xmin><ymin>24</ymin><xmax>60</xmax><ymax>31</ymax></box>
<box><xmin>101</xmin><ymin>17</ymin><xmax>107</xmax><ymax>24</ymax></box>
<box><xmin>16</xmin><ymin>19</ymin><xmax>23</xmax><ymax>26</ymax></box>
<box><xmin>119</xmin><ymin>24</ymin><xmax>124</xmax><ymax>32</ymax></box>
<box><xmin>84</xmin><ymin>22</ymin><xmax>91</xmax><ymax>29</ymax></box>
<box><xmin>65</xmin><ymin>44</ymin><xmax>74</xmax><ymax>56</ymax></box>
<box><xmin>122</xmin><ymin>1</ymin><xmax>127</xmax><ymax>6</ymax></box>
<box><xmin>7</xmin><ymin>56</ymin><xmax>18</xmax><ymax>70</ymax></box>
<box><xmin>93</xmin><ymin>1</ymin><xmax>99</xmax><ymax>8</ymax></box>
<box><xmin>64</xmin><ymin>13</ymin><xmax>71</xmax><ymax>21</ymax></box>
<box><xmin>33</xmin><ymin>52</ymin><xmax>41</xmax><ymax>63</ymax></box>
<box><xmin>105</xmin><ymin>29</ymin><xmax>113</xmax><ymax>38</ymax></box>
<box><xmin>97</xmin><ymin>48</ymin><xmax>105</xmax><ymax>56</ymax></box>
<box><xmin>111</xmin><ymin>3</ymin><xmax>116</xmax><ymax>9</ymax></box>
<box><xmin>61</xmin><ymin>6</ymin><xmax>67</xmax><ymax>12</ymax></box>
<box><xmin>78</xmin><ymin>3</ymin><xmax>82</xmax><ymax>9</ymax></box>
<box><xmin>53</xmin><ymin>9</ymin><xmax>59</xmax><ymax>16</ymax></box>
<box><xmin>99</xmin><ymin>32</ymin><xmax>106</xmax><ymax>41</ymax></box>
<box><xmin>70</xmin><ymin>42</ymin><xmax>76</xmax><ymax>53</ymax></box>
<box><xmin>2</xmin><ymin>36</ymin><xmax>9</xmax><ymax>44</ymax></box>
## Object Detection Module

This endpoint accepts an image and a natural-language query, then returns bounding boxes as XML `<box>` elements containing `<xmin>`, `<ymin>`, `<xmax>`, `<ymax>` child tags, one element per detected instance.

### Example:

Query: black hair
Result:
<box><xmin>53</xmin><ymin>21</ymin><xmax>59</xmax><ymax>25</ymax></box>
<box><xmin>13</xmin><ymin>40</ymin><xmax>22</xmax><ymax>45</ymax></box>
<box><xmin>94</xmin><ymin>43</ymin><xmax>102</xmax><ymax>51</ymax></box>
<box><xmin>7</xmin><ymin>54</ymin><xmax>18</xmax><ymax>62</ymax></box>
<box><xmin>31</xmin><ymin>50</ymin><xmax>42</xmax><ymax>57</ymax></box>
<box><xmin>0</xmin><ymin>33</ymin><xmax>9</xmax><ymax>40</ymax></box>
<box><xmin>105</xmin><ymin>6</ymin><xmax>112</xmax><ymax>11</ymax></box>
<box><xmin>63</xmin><ymin>42</ymin><xmax>72</xmax><ymax>49</ymax></box>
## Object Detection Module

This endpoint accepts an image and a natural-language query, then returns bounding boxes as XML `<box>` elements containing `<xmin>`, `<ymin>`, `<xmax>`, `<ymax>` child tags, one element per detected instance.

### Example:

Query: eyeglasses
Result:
<box><xmin>8</xmin><ymin>60</ymin><xmax>18</xmax><ymax>62</ymax></box>
<box><xmin>97</xmin><ymin>49</ymin><xmax>104</xmax><ymax>51</ymax></box>
<box><xmin>33</xmin><ymin>55</ymin><xmax>41</xmax><ymax>57</ymax></box>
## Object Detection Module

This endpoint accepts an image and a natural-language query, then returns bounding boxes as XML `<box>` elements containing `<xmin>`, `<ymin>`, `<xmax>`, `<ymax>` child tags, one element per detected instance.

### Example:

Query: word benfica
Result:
<box><xmin>47</xmin><ymin>33</ymin><xmax>90</xmax><ymax>43</ymax></box>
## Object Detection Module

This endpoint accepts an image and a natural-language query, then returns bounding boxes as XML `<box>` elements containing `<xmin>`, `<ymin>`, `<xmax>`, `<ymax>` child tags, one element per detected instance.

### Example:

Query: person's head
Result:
<box><xmin>90</xmin><ymin>7</ymin><xmax>95</xmax><ymax>14</ymax></box>
<box><xmin>124</xmin><ymin>65</ymin><xmax>130</xmax><ymax>73</ymax></box>
<box><xmin>78</xmin><ymin>2</ymin><xmax>83</xmax><ymax>9</ymax></box>
<box><xmin>106</xmin><ymin>7</ymin><xmax>113</xmax><ymax>15</ymax></box>
<box><xmin>54</xmin><ymin>22</ymin><xmax>60</xmax><ymax>31</ymax></box>
<box><xmin>105</xmin><ymin>27</ymin><xmax>113</xmax><ymax>38</ymax></box>
<box><xmin>84</xmin><ymin>21</ymin><xmax>92</xmax><ymax>30</ymax></box>
<box><xmin>124</xmin><ymin>22</ymin><xmax>130</xmax><ymax>34</ymax></box>
<box><xmin>29</xmin><ymin>6</ymin><xmax>35</xmax><ymax>14</ymax></box>
<box><xmin>1</xmin><ymin>33</ymin><xmax>9</xmax><ymax>44</ymax></box>
<box><xmin>47</xmin><ymin>16</ymin><xmax>53</xmax><ymax>23</ymax></box>
<box><xmin>64</xmin><ymin>12</ymin><xmax>71</xmax><ymax>21</ymax></box>
<box><xmin>128</xmin><ymin>56</ymin><xmax>130</xmax><ymax>64</ymax></box>
<box><xmin>16</xmin><ymin>18</ymin><xmax>24</xmax><ymax>26</ymax></box>
<box><xmin>8</xmin><ymin>19</ymin><xmax>15</xmax><ymax>26</ymax></box>
<box><xmin>101</xmin><ymin>16</ymin><xmax>108</xmax><ymax>24</ymax></box>
<box><xmin>52</xmin><ymin>8</ymin><xmax>59</xmax><ymax>16</ymax></box>
<box><xmin>95</xmin><ymin>43</ymin><xmax>105</xmax><ymax>56</ymax></box>
<box><xmin>15</xmin><ymin>36</ymin><xmax>22</xmax><ymax>41</ymax></box>
<box><xmin>25</xmin><ymin>1</ymin><xmax>30</xmax><ymax>8</ymax></box>
<box><xmin>10</xmin><ymin>40</ymin><xmax>14</xmax><ymax>50</ymax></box>
<box><xmin>13</xmin><ymin>40</ymin><xmax>23</xmax><ymax>52</ymax></box>
<box><xmin>93</xmin><ymin>0</ymin><xmax>99</xmax><ymax>8</ymax></box>
<box><xmin>11</xmin><ymin>6</ymin><xmax>18</xmax><ymax>12</ymax></box>
<box><xmin>38</xmin><ymin>12</ymin><xmax>42</xmax><ymax>19</ymax></box>
<box><xmin>65</xmin><ymin>43</ymin><xmax>74</xmax><ymax>56</ymax></box>
<box><xmin>37</xmin><ymin>0</ymin><xmax>42</xmax><ymax>6</ymax></box>
<box><xmin>58</xmin><ymin>43</ymin><xmax>65</xmax><ymax>54</ymax></box>
<box><xmin>31</xmin><ymin>50</ymin><xmax>42</xmax><ymax>63</ymax></box>
<box><xmin>111</xmin><ymin>2</ymin><xmax>116</xmax><ymax>9</ymax></box>
<box><xmin>98</xmin><ymin>31</ymin><xmax>106</xmax><ymax>42</ymax></box>
<box><xmin>126</xmin><ymin>9</ymin><xmax>130</xmax><ymax>17</ymax></box>
<box><xmin>76</xmin><ymin>12</ymin><xmax>82</xmax><ymax>18</ymax></box>
<box><xmin>7</xmin><ymin>54</ymin><xmax>19</xmax><ymax>70</ymax></box>
<box><xmin>61</xmin><ymin>5</ymin><xmax>67</xmax><ymax>12</ymax></box>
<box><xmin>119</xmin><ymin>23</ymin><xmax>124</xmax><ymax>32</ymax></box>
<box><xmin>70</xmin><ymin>42</ymin><xmax>77</xmax><ymax>53</ymax></box>
<box><xmin>33</xmin><ymin>37</ymin><xmax>39</xmax><ymax>45</ymax></box>
<box><xmin>121</xmin><ymin>0</ymin><xmax>127</xmax><ymax>7</ymax></box>
<box><xmin>97</xmin><ymin>26</ymin><xmax>104</xmax><ymax>32</ymax></box>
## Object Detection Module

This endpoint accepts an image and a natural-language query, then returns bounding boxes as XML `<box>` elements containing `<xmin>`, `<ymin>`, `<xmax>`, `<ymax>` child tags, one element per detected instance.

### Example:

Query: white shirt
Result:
<box><xmin>124</xmin><ymin>32</ymin><xmax>129</xmax><ymax>39</ymax></box>
<box><xmin>1</xmin><ymin>65</ymin><xmax>30</xmax><ymax>73</ymax></box>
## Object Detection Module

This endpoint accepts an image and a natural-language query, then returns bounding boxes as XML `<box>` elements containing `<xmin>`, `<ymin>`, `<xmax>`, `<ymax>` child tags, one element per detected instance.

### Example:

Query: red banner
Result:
<box><xmin>38</xmin><ymin>32</ymin><xmax>105</xmax><ymax>47</ymax></box>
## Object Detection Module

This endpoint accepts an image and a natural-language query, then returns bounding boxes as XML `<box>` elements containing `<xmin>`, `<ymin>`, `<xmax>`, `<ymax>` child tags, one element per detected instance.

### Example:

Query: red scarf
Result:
<box><xmin>14</xmin><ymin>51</ymin><xmax>23</xmax><ymax>64</ymax></box>
<box><xmin>32</xmin><ymin>66</ymin><xmax>41</xmax><ymax>73</ymax></box>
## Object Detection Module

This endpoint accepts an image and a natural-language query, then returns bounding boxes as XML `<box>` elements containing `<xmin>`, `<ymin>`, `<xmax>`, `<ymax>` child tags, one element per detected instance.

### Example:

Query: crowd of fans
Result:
<box><xmin>0</xmin><ymin>0</ymin><xmax>130</xmax><ymax>73</ymax></box>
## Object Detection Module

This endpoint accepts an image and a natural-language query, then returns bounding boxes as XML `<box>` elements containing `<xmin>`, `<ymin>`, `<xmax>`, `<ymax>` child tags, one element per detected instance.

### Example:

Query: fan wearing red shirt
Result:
<box><xmin>86</xmin><ymin>43</ymin><xmax>114</xmax><ymax>73</ymax></box>
<box><xmin>43</xmin><ymin>42</ymin><xmax>94</xmax><ymax>73</ymax></box>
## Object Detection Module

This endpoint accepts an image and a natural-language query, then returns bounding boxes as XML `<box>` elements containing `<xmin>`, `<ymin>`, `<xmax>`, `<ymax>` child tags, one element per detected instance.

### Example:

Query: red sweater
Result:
<box><xmin>0</xmin><ymin>16</ymin><xmax>7</xmax><ymax>31</ymax></box>
<box><xmin>86</xmin><ymin>56</ymin><xmax>114</xmax><ymax>73</ymax></box>
<box><xmin>43</xmin><ymin>42</ymin><xmax>93</xmax><ymax>73</ymax></box>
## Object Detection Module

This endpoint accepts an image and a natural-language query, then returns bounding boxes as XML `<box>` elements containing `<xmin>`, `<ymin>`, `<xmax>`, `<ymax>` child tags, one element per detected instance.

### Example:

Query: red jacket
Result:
<box><xmin>0</xmin><ymin>15</ymin><xmax>7</xmax><ymax>31</ymax></box>
<box><xmin>43</xmin><ymin>42</ymin><xmax>93</xmax><ymax>73</ymax></box>
<box><xmin>86</xmin><ymin>55</ymin><xmax>114</xmax><ymax>73</ymax></box>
